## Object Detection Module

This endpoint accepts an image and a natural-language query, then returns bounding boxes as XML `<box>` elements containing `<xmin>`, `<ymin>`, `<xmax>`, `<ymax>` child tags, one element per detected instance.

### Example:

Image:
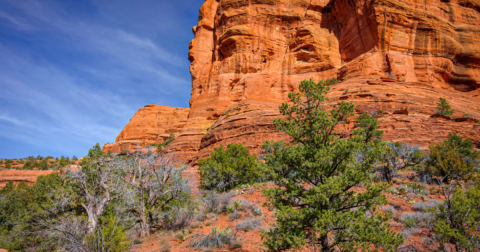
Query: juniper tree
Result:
<box><xmin>262</xmin><ymin>79</ymin><xmax>403</xmax><ymax>251</ymax></box>
<box><xmin>122</xmin><ymin>148</ymin><xmax>191</xmax><ymax>237</ymax></box>
<box><xmin>64</xmin><ymin>144</ymin><xmax>127</xmax><ymax>234</ymax></box>
<box><xmin>199</xmin><ymin>143</ymin><xmax>264</xmax><ymax>191</ymax></box>
<box><xmin>433</xmin><ymin>181</ymin><xmax>480</xmax><ymax>251</ymax></box>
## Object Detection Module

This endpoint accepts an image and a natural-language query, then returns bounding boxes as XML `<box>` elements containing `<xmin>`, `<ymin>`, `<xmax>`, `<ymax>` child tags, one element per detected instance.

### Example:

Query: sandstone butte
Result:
<box><xmin>104</xmin><ymin>0</ymin><xmax>480</xmax><ymax>164</ymax></box>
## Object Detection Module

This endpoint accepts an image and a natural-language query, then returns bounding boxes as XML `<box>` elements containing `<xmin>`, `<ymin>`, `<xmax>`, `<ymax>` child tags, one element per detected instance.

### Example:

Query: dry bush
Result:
<box><xmin>400</xmin><ymin>212</ymin><xmax>434</xmax><ymax>228</ymax></box>
<box><xmin>235</xmin><ymin>217</ymin><xmax>263</xmax><ymax>232</ymax></box>
<box><xmin>412</xmin><ymin>200</ymin><xmax>442</xmax><ymax>212</ymax></box>
<box><xmin>189</xmin><ymin>226</ymin><xmax>236</xmax><ymax>249</ymax></box>
<box><xmin>228</xmin><ymin>211</ymin><xmax>242</xmax><ymax>221</ymax></box>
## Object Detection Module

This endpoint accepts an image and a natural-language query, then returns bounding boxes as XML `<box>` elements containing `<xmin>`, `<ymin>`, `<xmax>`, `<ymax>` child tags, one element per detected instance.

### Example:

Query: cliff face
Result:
<box><xmin>106</xmin><ymin>0</ymin><xmax>480</xmax><ymax>162</ymax></box>
<box><xmin>103</xmin><ymin>105</ymin><xmax>190</xmax><ymax>153</ymax></box>
<box><xmin>0</xmin><ymin>170</ymin><xmax>55</xmax><ymax>188</ymax></box>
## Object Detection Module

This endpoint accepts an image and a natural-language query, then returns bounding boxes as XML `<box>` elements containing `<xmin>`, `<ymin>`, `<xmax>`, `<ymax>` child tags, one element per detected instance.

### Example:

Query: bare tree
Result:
<box><xmin>373</xmin><ymin>142</ymin><xmax>425</xmax><ymax>182</ymax></box>
<box><xmin>122</xmin><ymin>148</ymin><xmax>191</xmax><ymax>237</ymax></box>
<box><xmin>65</xmin><ymin>156</ymin><xmax>127</xmax><ymax>234</ymax></box>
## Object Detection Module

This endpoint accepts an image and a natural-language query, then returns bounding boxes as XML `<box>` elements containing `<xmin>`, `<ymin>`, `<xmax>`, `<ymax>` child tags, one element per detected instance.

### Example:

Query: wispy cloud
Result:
<box><xmin>0</xmin><ymin>0</ymin><xmax>202</xmax><ymax>158</ymax></box>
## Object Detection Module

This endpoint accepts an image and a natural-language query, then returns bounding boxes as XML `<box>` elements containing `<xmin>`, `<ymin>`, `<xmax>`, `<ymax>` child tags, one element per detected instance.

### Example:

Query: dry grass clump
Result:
<box><xmin>189</xmin><ymin>226</ymin><xmax>236</xmax><ymax>249</ymax></box>
<box><xmin>235</xmin><ymin>217</ymin><xmax>264</xmax><ymax>232</ymax></box>
<box><xmin>411</xmin><ymin>200</ymin><xmax>442</xmax><ymax>212</ymax></box>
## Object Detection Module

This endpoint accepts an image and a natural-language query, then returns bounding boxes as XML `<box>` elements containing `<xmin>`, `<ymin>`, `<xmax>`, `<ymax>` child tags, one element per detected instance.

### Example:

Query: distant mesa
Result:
<box><xmin>104</xmin><ymin>0</ymin><xmax>480</xmax><ymax>163</ymax></box>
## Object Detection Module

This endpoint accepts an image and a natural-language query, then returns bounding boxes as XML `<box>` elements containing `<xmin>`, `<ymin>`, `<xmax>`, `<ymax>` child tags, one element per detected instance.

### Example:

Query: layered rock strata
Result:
<box><xmin>0</xmin><ymin>169</ymin><xmax>55</xmax><ymax>188</ymax></box>
<box><xmin>103</xmin><ymin>105</ymin><xmax>190</xmax><ymax>153</ymax></box>
<box><xmin>107</xmin><ymin>0</ymin><xmax>480</xmax><ymax>162</ymax></box>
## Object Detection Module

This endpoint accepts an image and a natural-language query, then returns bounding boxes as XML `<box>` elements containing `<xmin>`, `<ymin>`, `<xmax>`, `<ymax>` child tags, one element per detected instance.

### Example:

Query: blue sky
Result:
<box><xmin>0</xmin><ymin>0</ymin><xmax>204</xmax><ymax>158</ymax></box>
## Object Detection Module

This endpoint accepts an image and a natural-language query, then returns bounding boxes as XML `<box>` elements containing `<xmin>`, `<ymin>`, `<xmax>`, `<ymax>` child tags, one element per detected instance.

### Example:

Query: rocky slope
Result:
<box><xmin>105</xmin><ymin>0</ymin><xmax>480</xmax><ymax>162</ymax></box>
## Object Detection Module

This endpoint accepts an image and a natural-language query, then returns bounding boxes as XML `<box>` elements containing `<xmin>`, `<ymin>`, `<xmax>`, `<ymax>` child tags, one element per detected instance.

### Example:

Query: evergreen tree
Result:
<box><xmin>199</xmin><ymin>144</ymin><xmax>264</xmax><ymax>191</ymax></box>
<box><xmin>436</xmin><ymin>98</ymin><xmax>454</xmax><ymax>116</ymax></box>
<box><xmin>433</xmin><ymin>182</ymin><xmax>480</xmax><ymax>251</ymax></box>
<box><xmin>445</xmin><ymin>133</ymin><xmax>480</xmax><ymax>162</ymax></box>
<box><xmin>427</xmin><ymin>141</ymin><xmax>476</xmax><ymax>183</ymax></box>
<box><xmin>353</xmin><ymin>113</ymin><xmax>384</xmax><ymax>144</ymax></box>
<box><xmin>262</xmin><ymin>79</ymin><xmax>403</xmax><ymax>251</ymax></box>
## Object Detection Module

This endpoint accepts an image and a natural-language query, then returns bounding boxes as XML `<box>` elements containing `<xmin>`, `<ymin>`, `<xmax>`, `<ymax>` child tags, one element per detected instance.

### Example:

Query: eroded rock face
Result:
<box><xmin>0</xmin><ymin>170</ymin><xmax>55</xmax><ymax>188</ymax></box>
<box><xmin>103</xmin><ymin>105</ymin><xmax>190</xmax><ymax>153</ymax></box>
<box><xmin>109</xmin><ymin>0</ymin><xmax>480</xmax><ymax>162</ymax></box>
<box><xmin>176</xmin><ymin>0</ymin><xmax>480</xmax><ymax>161</ymax></box>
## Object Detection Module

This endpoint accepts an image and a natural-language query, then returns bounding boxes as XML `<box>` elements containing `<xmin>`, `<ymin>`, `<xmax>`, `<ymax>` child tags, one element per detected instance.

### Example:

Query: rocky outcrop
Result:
<box><xmin>108</xmin><ymin>0</ymin><xmax>480</xmax><ymax>162</ymax></box>
<box><xmin>0</xmin><ymin>169</ymin><xmax>55</xmax><ymax>188</ymax></box>
<box><xmin>103</xmin><ymin>105</ymin><xmax>190</xmax><ymax>153</ymax></box>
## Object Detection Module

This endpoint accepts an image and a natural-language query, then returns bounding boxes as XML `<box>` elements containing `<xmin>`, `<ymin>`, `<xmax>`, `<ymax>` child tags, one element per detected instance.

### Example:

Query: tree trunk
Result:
<box><xmin>87</xmin><ymin>212</ymin><xmax>98</xmax><ymax>234</ymax></box>
<box><xmin>320</xmin><ymin>235</ymin><xmax>330</xmax><ymax>252</ymax></box>
<box><xmin>139</xmin><ymin>208</ymin><xmax>150</xmax><ymax>237</ymax></box>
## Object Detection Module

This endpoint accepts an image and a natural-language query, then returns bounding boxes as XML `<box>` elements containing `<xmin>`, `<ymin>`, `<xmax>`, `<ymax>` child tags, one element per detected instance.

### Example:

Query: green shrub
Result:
<box><xmin>0</xmin><ymin>160</ymin><xmax>3</xmax><ymax>165</ymax></box>
<box><xmin>199</xmin><ymin>144</ymin><xmax>264</xmax><ymax>191</ymax></box>
<box><xmin>433</xmin><ymin>184</ymin><xmax>480</xmax><ymax>251</ymax></box>
<box><xmin>427</xmin><ymin>141</ymin><xmax>476</xmax><ymax>183</ymax></box>
<box><xmin>157</xmin><ymin>133</ymin><xmax>175</xmax><ymax>152</ymax></box>
<box><xmin>262</xmin><ymin>78</ymin><xmax>403</xmax><ymax>251</ymax></box>
<box><xmin>85</xmin><ymin>216</ymin><xmax>131</xmax><ymax>252</ymax></box>
<box><xmin>444</xmin><ymin>133</ymin><xmax>479</xmax><ymax>162</ymax></box>
<box><xmin>436</xmin><ymin>98</ymin><xmax>454</xmax><ymax>116</ymax></box>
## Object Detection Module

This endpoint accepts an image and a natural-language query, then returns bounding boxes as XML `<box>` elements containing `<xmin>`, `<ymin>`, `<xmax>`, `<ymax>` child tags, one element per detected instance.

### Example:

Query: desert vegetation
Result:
<box><xmin>1</xmin><ymin>79</ymin><xmax>479</xmax><ymax>252</ymax></box>
<box><xmin>0</xmin><ymin>154</ymin><xmax>79</xmax><ymax>171</ymax></box>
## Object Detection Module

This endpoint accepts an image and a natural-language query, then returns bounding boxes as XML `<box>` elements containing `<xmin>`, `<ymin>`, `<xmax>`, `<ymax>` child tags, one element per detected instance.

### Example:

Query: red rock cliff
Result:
<box><xmin>103</xmin><ymin>105</ymin><xmax>190</xmax><ymax>153</ymax></box>
<box><xmin>108</xmin><ymin>0</ymin><xmax>480</xmax><ymax>162</ymax></box>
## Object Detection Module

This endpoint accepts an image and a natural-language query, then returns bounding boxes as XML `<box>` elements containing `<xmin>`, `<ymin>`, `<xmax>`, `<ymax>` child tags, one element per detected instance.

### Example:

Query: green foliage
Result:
<box><xmin>325</xmin><ymin>77</ymin><xmax>339</xmax><ymax>86</ymax></box>
<box><xmin>5</xmin><ymin>163</ymin><xmax>11</xmax><ymax>169</ymax></box>
<box><xmin>39</xmin><ymin>159</ymin><xmax>49</xmax><ymax>170</ymax></box>
<box><xmin>0</xmin><ymin>173</ymin><xmax>64</xmax><ymax>251</ymax></box>
<box><xmin>444</xmin><ymin>133</ymin><xmax>480</xmax><ymax>161</ymax></box>
<box><xmin>0</xmin><ymin>160</ymin><xmax>3</xmax><ymax>165</ymax></box>
<box><xmin>156</xmin><ymin>133</ymin><xmax>175</xmax><ymax>152</ymax></box>
<box><xmin>433</xmin><ymin>184</ymin><xmax>480</xmax><ymax>251</ymax></box>
<box><xmin>85</xmin><ymin>216</ymin><xmax>131</xmax><ymax>252</ymax></box>
<box><xmin>427</xmin><ymin>141</ymin><xmax>476</xmax><ymax>183</ymax></box>
<box><xmin>436</xmin><ymin>98</ymin><xmax>454</xmax><ymax>116</ymax></box>
<box><xmin>199</xmin><ymin>144</ymin><xmax>264</xmax><ymax>191</ymax></box>
<box><xmin>353</xmin><ymin>113</ymin><xmax>384</xmax><ymax>143</ymax></box>
<box><xmin>225</xmin><ymin>111</ymin><xmax>230</xmax><ymax>117</ymax></box>
<box><xmin>262</xmin><ymin>78</ymin><xmax>403</xmax><ymax>251</ymax></box>
<box><xmin>88</xmin><ymin>143</ymin><xmax>104</xmax><ymax>159</ymax></box>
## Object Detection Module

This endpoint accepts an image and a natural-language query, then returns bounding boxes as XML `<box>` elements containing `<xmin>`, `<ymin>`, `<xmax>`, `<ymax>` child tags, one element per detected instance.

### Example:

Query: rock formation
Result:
<box><xmin>103</xmin><ymin>105</ymin><xmax>190</xmax><ymax>153</ymax></box>
<box><xmin>0</xmin><ymin>169</ymin><xmax>55</xmax><ymax>188</ymax></box>
<box><xmin>106</xmin><ymin>0</ymin><xmax>480</xmax><ymax>163</ymax></box>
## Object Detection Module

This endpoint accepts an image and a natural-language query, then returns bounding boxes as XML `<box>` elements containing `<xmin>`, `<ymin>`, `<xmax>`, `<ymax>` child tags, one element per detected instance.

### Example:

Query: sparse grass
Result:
<box><xmin>189</xmin><ymin>226</ymin><xmax>235</xmax><ymax>249</ymax></box>
<box><xmin>400</xmin><ymin>212</ymin><xmax>434</xmax><ymax>228</ymax></box>
<box><xmin>412</xmin><ymin>200</ymin><xmax>442</xmax><ymax>212</ymax></box>
<box><xmin>159</xmin><ymin>238</ymin><xmax>172</xmax><ymax>252</ymax></box>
